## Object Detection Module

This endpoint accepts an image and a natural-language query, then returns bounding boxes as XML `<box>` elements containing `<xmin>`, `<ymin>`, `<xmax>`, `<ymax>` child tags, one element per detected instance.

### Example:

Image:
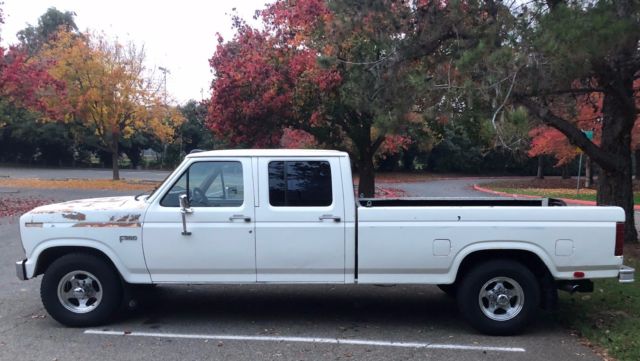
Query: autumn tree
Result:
<box><xmin>40</xmin><ymin>30</ymin><xmax>183</xmax><ymax>179</ymax></box>
<box><xmin>514</xmin><ymin>1</ymin><xmax>640</xmax><ymax>242</ymax></box>
<box><xmin>1</xmin><ymin>6</ymin><xmax>68</xmax><ymax>143</ymax></box>
<box><xmin>0</xmin><ymin>7</ymin><xmax>80</xmax><ymax>165</ymax></box>
<box><xmin>208</xmin><ymin>0</ymin><xmax>478</xmax><ymax>196</ymax></box>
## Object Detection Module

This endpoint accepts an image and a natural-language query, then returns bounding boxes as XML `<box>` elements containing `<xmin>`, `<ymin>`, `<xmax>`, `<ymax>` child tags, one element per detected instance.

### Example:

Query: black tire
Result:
<box><xmin>41</xmin><ymin>253</ymin><xmax>123</xmax><ymax>327</ymax></box>
<box><xmin>457</xmin><ymin>259</ymin><xmax>540</xmax><ymax>335</ymax></box>
<box><xmin>437</xmin><ymin>284</ymin><xmax>457</xmax><ymax>298</ymax></box>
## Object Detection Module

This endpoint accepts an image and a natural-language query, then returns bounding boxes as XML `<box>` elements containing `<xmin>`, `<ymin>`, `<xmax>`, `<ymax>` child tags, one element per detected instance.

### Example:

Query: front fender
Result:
<box><xmin>26</xmin><ymin>238</ymin><xmax>151</xmax><ymax>284</ymax></box>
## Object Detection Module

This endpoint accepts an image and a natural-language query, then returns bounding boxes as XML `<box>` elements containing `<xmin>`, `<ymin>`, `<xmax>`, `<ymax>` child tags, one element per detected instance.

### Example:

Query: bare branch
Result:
<box><xmin>490</xmin><ymin>69</ymin><xmax>519</xmax><ymax>148</ymax></box>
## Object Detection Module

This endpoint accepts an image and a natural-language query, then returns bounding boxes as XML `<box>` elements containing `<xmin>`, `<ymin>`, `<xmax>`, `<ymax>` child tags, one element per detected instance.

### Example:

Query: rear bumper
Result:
<box><xmin>619</xmin><ymin>265</ymin><xmax>635</xmax><ymax>283</ymax></box>
<box><xmin>15</xmin><ymin>259</ymin><xmax>27</xmax><ymax>281</ymax></box>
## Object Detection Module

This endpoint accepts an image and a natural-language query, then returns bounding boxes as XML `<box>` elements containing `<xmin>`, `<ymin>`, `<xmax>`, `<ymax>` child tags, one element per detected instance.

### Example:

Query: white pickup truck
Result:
<box><xmin>15</xmin><ymin>149</ymin><xmax>635</xmax><ymax>335</ymax></box>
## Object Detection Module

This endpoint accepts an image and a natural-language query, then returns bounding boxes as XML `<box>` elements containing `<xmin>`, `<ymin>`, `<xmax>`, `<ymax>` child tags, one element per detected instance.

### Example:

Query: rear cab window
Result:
<box><xmin>268</xmin><ymin>160</ymin><xmax>332</xmax><ymax>207</ymax></box>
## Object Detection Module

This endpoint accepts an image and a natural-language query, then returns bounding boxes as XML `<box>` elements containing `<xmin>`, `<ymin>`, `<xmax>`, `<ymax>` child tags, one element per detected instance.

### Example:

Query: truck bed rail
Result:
<box><xmin>358</xmin><ymin>197</ymin><xmax>567</xmax><ymax>207</ymax></box>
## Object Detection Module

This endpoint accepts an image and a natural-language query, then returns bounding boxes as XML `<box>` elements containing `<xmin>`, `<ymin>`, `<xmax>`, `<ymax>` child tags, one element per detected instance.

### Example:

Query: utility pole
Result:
<box><xmin>158</xmin><ymin>66</ymin><xmax>170</xmax><ymax>105</ymax></box>
<box><xmin>158</xmin><ymin>66</ymin><xmax>171</xmax><ymax>167</ymax></box>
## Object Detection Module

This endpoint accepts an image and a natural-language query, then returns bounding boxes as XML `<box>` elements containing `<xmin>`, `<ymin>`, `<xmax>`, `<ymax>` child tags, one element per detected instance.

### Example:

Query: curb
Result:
<box><xmin>472</xmin><ymin>184</ymin><xmax>640</xmax><ymax>210</ymax></box>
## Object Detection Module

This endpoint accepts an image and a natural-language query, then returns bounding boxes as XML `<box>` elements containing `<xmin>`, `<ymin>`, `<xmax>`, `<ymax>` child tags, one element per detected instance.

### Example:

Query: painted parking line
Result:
<box><xmin>84</xmin><ymin>330</ymin><xmax>525</xmax><ymax>353</ymax></box>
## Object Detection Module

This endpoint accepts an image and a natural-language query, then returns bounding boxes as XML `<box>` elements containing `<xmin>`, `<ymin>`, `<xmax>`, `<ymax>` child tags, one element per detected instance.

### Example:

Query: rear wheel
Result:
<box><xmin>41</xmin><ymin>253</ymin><xmax>122</xmax><ymax>327</ymax></box>
<box><xmin>457</xmin><ymin>259</ymin><xmax>539</xmax><ymax>335</ymax></box>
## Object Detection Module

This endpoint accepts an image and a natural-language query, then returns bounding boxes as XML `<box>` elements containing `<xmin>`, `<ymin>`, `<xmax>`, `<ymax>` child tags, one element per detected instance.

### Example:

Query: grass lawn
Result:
<box><xmin>556</xmin><ymin>246</ymin><xmax>640</xmax><ymax>361</ymax></box>
<box><xmin>483</xmin><ymin>178</ymin><xmax>640</xmax><ymax>203</ymax></box>
<box><xmin>490</xmin><ymin>187</ymin><xmax>640</xmax><ymax>204</ymax></box>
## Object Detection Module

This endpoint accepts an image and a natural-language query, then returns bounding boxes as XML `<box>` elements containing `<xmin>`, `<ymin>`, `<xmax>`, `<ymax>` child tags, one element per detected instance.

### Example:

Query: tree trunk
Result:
<box><xmin>357</xmin><ymin>147</ymin><xmax>375</xmax><ymax>198</ymax></box>
<box><xmin>536</xmin><ymin>156</ymin><xmax>544</xmax><ymax>179</ymax></box>
<box><xmin>597</xmin><ymin>168</ymin><xmax>635</xmax><ymax>243</ymax></box>
<box><xmin>635</xmin><ymin>148</ymin><xmax>640</xmax><ymax>180</ymax></box>
<box><xmin>585</xmin><ymin>156</ymin><xmax>592</xmax><ymax>188</ymax></box>
<box><xmin>597</xmin><ymin>89</ymin><xmax>637</xmax><ymax>243</ymax></box>
<box><xmin>111</xmin><ymin>138</ymin><xmax>120</xmax><ymax>181</ymax></box>
<box><xmin>561</xmin><ymin>165</ymin><xmax>570</xmax><ymax>179</ymax></box>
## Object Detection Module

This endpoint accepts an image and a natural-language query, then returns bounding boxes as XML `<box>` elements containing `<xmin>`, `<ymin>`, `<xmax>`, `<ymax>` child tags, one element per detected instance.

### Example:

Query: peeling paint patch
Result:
<box><xmin>62</xmin><ymin>212</ymin><xmax>86</xmax><ymax>221</ymax></box>
<box><xmin>72</xmin><ymin>222</ymin><xmax>141</xmax><ymax>228</ymax></box>
<box><xmin>109</xmin><ymin>214</ymin><xmax>142</xmax><ymax>222</ymax></box>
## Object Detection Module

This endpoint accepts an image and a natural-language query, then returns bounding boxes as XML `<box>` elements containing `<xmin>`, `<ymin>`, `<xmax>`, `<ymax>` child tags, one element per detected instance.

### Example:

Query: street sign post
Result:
<box><xmin>577</xmin><ymin>130</ymin><xmax>594</xmax><ymax>196</ymax></box>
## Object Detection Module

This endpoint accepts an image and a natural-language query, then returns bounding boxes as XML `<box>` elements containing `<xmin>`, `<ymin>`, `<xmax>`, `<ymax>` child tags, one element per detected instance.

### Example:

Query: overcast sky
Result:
<box><xmin>1</xmin><ymin>0</ymin><xmax>268</xmax><ymax>104</ymax></box>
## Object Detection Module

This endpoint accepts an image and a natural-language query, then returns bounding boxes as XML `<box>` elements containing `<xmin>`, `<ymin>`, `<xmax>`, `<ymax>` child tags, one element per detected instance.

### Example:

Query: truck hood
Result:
<box><xmin>23</xmin><ymin>196</ymin><xmax>148</xmax><ymax>227</ymax></box>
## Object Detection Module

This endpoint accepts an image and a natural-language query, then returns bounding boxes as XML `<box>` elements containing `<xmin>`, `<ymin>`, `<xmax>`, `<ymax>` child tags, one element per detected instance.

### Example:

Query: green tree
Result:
<box><xmin>17</xmin><ymin>7</ymin><xmax>78</xmax><ymax>55</ymax></box>
<box><xmin>516</xmin><ymin>1</ymin><xmax>639</xmax><ymax>242</ymax></box>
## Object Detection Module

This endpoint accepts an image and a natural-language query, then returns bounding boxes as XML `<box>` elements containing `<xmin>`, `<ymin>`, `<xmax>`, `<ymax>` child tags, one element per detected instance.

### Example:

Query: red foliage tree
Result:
<box><xmin>207</xmin><ymin>18</ymin><xmax>339</xmax><ymax>148</ymax></box>
<box><xmin>208</xmin><ymin>1</ymin><xmax>467</xmax><ymax>196</ymax></box>
<box><xmin>529</xmin><ymin>80</ymin><xmax>640</xmax><ymax>167</ymax></box>
<box><xmin>0</xmin><ymin>8</ymin><xmax>67</xmax><ymax>120</ymax></box>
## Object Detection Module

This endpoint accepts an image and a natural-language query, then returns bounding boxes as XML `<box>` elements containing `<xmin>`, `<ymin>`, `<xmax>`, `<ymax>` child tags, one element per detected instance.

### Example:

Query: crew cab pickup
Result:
<box><xmin>15</xmin><ymin>149</ymin><xmax>635</xmax><ymax>334</ymax></box>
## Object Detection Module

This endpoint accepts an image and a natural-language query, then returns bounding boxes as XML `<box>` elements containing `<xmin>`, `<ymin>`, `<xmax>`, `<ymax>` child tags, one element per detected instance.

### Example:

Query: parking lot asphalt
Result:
<box><xmin>0</xmin><ymin>184</ymin><xmax>605</xmax><ymax>361</ymax></box>
<box><xmin>0</xmin><ymin>166</ymin><xmax>171</xmax><ymax>181</ymax></box>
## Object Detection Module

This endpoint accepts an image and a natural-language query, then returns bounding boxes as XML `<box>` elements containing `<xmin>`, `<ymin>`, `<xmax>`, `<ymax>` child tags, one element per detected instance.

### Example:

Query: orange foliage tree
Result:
<box><xmin>529</xmin><ymin>80</ymin><xmax>640</xmax><ymax>168</ymax></box>
<box><xmin>39</xmin><ymin>30</ymin><xmax>184</xmax><ymax>179</ymax></box>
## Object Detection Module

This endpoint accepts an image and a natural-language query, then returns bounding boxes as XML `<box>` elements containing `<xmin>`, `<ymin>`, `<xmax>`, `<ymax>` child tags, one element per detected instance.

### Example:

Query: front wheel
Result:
<box><xmin>41</xmin><ymin>253</ymin><xmax>123</xmax><ymax>327</ymax></box>
<box><xmin>457</xmin><ymin>259</ymin><xmax>540</xmax><ymax>335</ymax></box>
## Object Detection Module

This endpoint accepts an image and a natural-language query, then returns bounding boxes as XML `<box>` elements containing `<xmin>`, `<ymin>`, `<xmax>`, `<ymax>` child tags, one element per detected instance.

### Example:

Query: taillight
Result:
<box><xmin>615</xmin><ymin>222</ymin><xmax>624</xmax><ymax>256</ymax></box>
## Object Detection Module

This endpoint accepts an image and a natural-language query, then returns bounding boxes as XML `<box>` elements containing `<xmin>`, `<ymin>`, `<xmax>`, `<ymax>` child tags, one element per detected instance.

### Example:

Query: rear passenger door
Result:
<box><xmin>255</xmin><ymin>157</ymin><xmax>345</xmax><ymax>282</ymax></box>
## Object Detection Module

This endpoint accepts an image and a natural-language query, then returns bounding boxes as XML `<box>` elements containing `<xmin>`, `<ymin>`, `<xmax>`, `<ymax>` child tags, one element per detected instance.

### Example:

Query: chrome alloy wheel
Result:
<box><xmin>478</xmin><ymin>276</ymin><xmax>525</xmax><ymax>321</ymax></box>
<box><xmin>57</xmin><ymin>270</ymin><xmax>103</xmax><ymax>314</ymax></box>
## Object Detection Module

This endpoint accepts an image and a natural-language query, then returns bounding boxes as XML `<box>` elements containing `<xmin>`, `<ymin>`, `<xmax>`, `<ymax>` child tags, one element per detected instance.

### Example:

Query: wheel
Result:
<box><xmin>41</xmin><ymin>253</ymin><xmax>123</xmax><ymax>327</ymax></box>
<box><xmin>437</xmin><ymin>284</ymin><xmax>457</xmax><ymax>298</ymax></box>
<box><xmin>457</xmin><ymin>259</ymin><xmax>539</xmax><ymax>335</ymax></box>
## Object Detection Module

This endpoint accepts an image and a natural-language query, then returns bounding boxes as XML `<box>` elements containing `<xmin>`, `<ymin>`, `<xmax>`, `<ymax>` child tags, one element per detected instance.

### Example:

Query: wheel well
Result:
<box><xmin>456</xmin><ymin>249</ymin><xmax>550</xmax><ymax>281</ymax></box>
<box><xmin>455</xmin><ymin>249</ymin><xmax>557</xmax><ymax>309</ymax></box>
<box><xmin>34</xmin><ymin>246</ymin><xmax>118</xmax><ymax>277</ymax></box>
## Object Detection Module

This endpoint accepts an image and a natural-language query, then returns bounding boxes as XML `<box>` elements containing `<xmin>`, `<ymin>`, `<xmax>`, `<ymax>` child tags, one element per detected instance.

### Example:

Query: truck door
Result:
<box><xmin>143</xmin><ymin>158</ymin><xmax>256</xmax><ymax>282</ymax></box>
<box><xmin>255</xmin><ymin>157</ymin><xmax>345</xmax><ymax>282</ymax></box>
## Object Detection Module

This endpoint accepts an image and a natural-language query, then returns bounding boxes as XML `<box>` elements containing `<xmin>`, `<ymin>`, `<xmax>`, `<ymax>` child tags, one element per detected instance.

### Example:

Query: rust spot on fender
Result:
<box><xmin>111</xmin><ymin>214</ymin><xmax>141</xmax><ymax>222</ymax></box>
<box><xmin>72</xmin><ymin>222</ymin><xmax>141</xmax><ymax>228</ymax></box>
<box><xmin>62</xmin><ymin>212</ymin><xmax>86</xmax><ymax>221</ymax></box>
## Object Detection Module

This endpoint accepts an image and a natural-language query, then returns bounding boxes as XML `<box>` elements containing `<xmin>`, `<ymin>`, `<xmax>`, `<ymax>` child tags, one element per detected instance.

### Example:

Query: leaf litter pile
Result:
<box><xmin>0</xmin><ymin>178</ymin><xmax>159</xmax><ymax>191</ymax></box>
<box><xmin>0</xmin><ymin>196</ymin><xmax>54</xmax><ymax>218</ymax></box>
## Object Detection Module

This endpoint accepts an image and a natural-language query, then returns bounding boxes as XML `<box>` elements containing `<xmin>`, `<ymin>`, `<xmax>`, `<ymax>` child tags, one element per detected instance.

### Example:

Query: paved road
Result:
<box><xmin>1</xmin><ymin>166</ymin><xmax>501</xmax><ymax>197</ymax></box>
<box><xmin>0</xmin><ymin>182</ymin><xmax>604</xmax><ymax>360</ymax></box>
<box><xmin>385</xmin><ymin>178</ymin><xmax>509</xmax><ymax>197</ymax></box>
<box><xmin>0</xmin><ymin>166</ymin><xmax>171</xmax><ymax>181</ymax></box>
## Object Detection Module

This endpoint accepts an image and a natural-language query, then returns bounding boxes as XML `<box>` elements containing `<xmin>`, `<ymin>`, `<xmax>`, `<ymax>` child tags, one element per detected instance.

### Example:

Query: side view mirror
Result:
<box><xmin>179</xmin><ymin>194</ymin><xmax>191</xmax><ymax>210</ymax></box>
<box><xmin>179</xmin><ymin>194</ymin><xmax>192</xmax><ymax>236</ymax></box>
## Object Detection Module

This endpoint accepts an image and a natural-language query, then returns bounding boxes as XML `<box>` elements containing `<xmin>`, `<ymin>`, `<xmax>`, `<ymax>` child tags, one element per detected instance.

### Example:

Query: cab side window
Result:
<box><xmin>268</xmin><ymin>161</ymin><xmax>332</xmax><ymax>207</ymax></box>
<box><xmin>161</xmin><ymin>161</ymin><xmax>244</xmax><ymax>207</ymax></box>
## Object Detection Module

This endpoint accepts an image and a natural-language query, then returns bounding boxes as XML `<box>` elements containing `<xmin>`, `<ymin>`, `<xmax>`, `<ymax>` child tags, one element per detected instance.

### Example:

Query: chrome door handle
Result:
<box><xmin>229</xmin><ymin>215</ymin><xmax>251</xmax><ymax>222</ymax></box>
<box><xmin>319</xmin><ymin>214</ymin><xmax>341</xmax><ymax>222</ymax></box>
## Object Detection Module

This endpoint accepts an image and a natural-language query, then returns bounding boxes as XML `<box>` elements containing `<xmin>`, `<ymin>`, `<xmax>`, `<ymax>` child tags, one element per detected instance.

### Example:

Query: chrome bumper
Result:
<box><xmin>15</xmin><ymin>259</ymin><xmax>27</xmax><ymax>281</ymax></box>
<box><xmin>619</xmin><ymin>265</ymin><xmax>635</xmax><ymax>283</ymax></box>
